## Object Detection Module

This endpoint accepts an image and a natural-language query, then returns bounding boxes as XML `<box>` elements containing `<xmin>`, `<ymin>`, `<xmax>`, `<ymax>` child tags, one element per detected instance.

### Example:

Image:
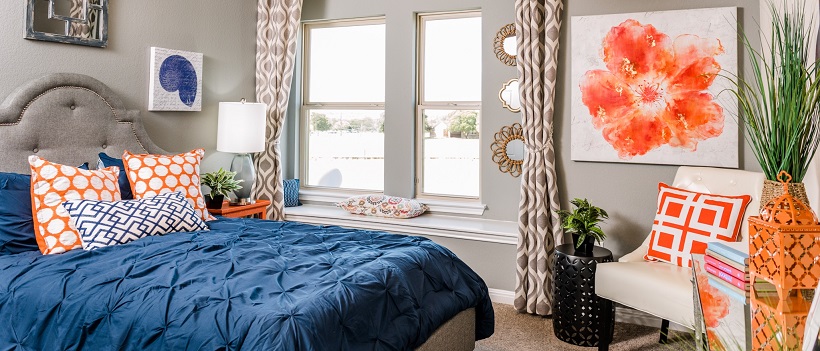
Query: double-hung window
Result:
<box><xmin>300</xmin><ymin>12</ymin><xmax>482</xmax><ymax>205</ymax></box>
<box><xmin>416</xmin><ymin>11</ymin><xmax>482</xmax><ymax>199</ymax></box>
<box><xmin>301</xmin><ymin>18</ymin><xmax>386</xmax><ymax>192</ymax></box>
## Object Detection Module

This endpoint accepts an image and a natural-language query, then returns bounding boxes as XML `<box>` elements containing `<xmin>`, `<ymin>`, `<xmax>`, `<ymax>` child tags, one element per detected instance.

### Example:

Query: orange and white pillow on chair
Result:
<box><xmin>644</xmin><ymin>183</ymin><xmax>752</xmax><ymax>267</ymax></box>
<box><xmin>122</xmin><ymin>148</ymin><xmax>215</xmax><ymax>221</ymax></box>
<box><xmin>29</xmin><ymin>155</ymin><xmax>121</xmax><ymax>255</ymax></box>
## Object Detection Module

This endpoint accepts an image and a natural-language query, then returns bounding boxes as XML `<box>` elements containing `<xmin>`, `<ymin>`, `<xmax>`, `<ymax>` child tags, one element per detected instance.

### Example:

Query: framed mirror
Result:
<box><xmin>491</xmin><ymin>123</ymin><xmax>525</xmax><ymax>177</ymax></box>
<box><xmin>493</xmin><ymin>23</ymin><xmax>517</xmax><ymax>66</ymax></box>
<box><xmin>25</xmin><ymin>0</ymin><xmax>109</xmax><ymax>48</ymax></box>
<box><xmin>499</xmin><ymin>79</ymin><xmax>521</xmax><ymax>113</ymax></box>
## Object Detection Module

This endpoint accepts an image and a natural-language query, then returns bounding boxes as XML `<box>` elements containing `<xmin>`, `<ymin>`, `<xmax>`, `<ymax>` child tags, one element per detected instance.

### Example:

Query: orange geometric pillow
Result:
<box><xmin>644</xmin><ymin>183</ymin><xmax>751</xmax><ymax>267</ymax></box>
<box><xmin>122</xmin><ymin>148</ymin><xmax>214</xmax><ymax>221</ymax></box>
<box><xmin>28</xmin><ymin>156</ymin><xmax>121</xmax><ymax>255</ymax></box>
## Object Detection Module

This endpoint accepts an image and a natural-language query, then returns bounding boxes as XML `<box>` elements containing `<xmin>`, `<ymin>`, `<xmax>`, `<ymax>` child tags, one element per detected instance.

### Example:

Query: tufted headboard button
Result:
<box><xmin>33</xmin><ymin>148</ymin><xmax>39</xmax><ymax>153</ymax></box>
<box><xmin>70</xmin><ymin>105</ymin><xmax>76</xmax><ymax>110</ymax></box>
<box><xmin>102</xmin><ymin>144</ymin><xmax>107</xmax><ymax>149</ymax></box>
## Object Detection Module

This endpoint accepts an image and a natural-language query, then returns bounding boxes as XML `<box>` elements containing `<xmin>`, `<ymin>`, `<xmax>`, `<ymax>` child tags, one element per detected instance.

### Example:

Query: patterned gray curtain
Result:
<box><xmin>68</xmin><ymin>0</ymin><xmax>100</xmax><ymax>39</ymax></box>
<box><xmin>514</xmin><ymin>0</ymin><xmax>564</xmax><ymax>316</ymax></box>
<box><xmin>68</xmin><ymin>0</ymin><xmax>88</xmax><ymax>37</ymax></box>
<box><xmin>253</xmin><ymin>0</ymin><xmax>303</xmax><ymax>220</ymax></box>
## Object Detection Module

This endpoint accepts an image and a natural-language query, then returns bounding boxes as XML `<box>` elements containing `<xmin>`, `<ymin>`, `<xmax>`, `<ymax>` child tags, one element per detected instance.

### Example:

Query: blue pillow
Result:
<box><xmin>0</xmin><ymin>172</ymin><xmax>38</xmax><ymax>254</ymax></box>
<box><xmin>97</xmin><ymin>152</ymin><xmax>132</xmax><ymax>200</ymax></box>
<box><xmin>284</xmin><ymin>179</ymin><xmax>301</xmax><ymax>207</ymax></box>
<box><xmin>63</xmin><ymin>192</ymin><xmax>208</xmax><ymax>250</ymax></box>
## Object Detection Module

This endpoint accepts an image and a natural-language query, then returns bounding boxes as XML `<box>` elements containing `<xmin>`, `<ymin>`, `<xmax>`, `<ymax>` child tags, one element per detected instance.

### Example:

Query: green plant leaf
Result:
<box><xmin>726</xmin><ymin>0</ymin><xmax>820</xmax><ymax>182</ymax></box>
<box><xmin>561</xmin><ymin>197</ymin><xmax>607</xmax><ymax>247</ymax></box>
<box><xmin>201</xmin><ymin>168</ymin><xmax>244</xmax><ymax>197</ymax></box>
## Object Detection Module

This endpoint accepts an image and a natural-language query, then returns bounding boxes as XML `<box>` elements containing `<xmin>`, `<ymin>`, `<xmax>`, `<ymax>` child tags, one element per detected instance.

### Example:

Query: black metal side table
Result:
<box><xmin>553</xmin><ymin>244</ymin><xmax>615</xmax><ymax>351</ymax></box>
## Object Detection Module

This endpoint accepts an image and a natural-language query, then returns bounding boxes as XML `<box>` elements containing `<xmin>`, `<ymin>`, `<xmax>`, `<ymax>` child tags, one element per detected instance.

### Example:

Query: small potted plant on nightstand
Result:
<box><xmin>202</xmin><ymin>168</ymin><xmax>243</xmax><ymax>210</ymax></box>
<box><xmin>558</xmin><ymin>198</ymin><xmax>608</xmax><ymax>256</ymax></box>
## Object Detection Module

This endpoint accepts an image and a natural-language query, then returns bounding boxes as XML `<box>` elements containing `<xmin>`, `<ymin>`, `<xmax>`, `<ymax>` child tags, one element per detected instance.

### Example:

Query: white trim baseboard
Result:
<box><xmin>487</xmin><ymin>289</ymin><xmax>688</xmax><ymax>332</ymax></box>
<box><xmin>488</xmin><ymin>288</ymin><xmax>515</xmax><ymax>305</ymax></box>
<box><xmin>284</xmin><ymin>204</ymin><xmax>517</xmax><ymax>245</ymax></box>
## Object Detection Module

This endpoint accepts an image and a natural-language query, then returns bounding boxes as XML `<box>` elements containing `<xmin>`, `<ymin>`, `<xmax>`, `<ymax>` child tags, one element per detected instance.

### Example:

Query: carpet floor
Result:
<box><xmin>475</xmin><ymin>303</ymin><xmax>693</xmax><ymax>351</ymax></box>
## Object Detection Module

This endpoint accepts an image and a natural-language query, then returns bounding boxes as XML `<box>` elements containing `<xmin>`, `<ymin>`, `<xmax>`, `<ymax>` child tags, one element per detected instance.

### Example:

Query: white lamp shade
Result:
<box><xmin>216</xmin><ymin>101</ymin><xmax>266</xmax><ymax>153</ymax></box>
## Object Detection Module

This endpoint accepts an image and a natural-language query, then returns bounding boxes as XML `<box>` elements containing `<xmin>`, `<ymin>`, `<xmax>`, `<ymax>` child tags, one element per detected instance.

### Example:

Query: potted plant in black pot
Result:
<box><xmin>558</xmin><ymin>198</ymin><xmax>608</xmax><ymax>256</ymax></box>
<box><xmin>201</xmin><ymin>168</ymin><xmax>243</xmax><ymax>210</ymax></box>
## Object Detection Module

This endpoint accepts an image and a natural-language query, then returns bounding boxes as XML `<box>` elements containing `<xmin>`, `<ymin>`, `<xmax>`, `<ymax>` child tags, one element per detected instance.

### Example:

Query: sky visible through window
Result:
<box><xmin>304</xmin><ymin>16</ymin><xmax>481</xmax><ymax>197</ymax></box>
<box><xmin>424</xmin><ymin>17</ymin><xmax>482</xmax><ymax>102</ymax></box>
<box><xmin>308</xmin><ymin>24</ymin><xmax>385</xmax><ymax>103</ymax></box>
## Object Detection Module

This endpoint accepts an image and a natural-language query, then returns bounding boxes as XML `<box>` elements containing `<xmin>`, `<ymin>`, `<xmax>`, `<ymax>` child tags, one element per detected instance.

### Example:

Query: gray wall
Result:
<box><xmin>293</xmin><ymin>0</ymin><xmax>522</xmax><ymax>222</ymax></box>
<box><xmin>295</xmin><ymin>0</ymin><xmax>521</xmax><ymax>292</ymax></box>
<box><xmin>0</xmin><ymin>1</ymin><xmax>258</xmax><ymax>173</ymax></box>
<box><xmin>0</xmin><ymin>0</ymin><xmax>765</xmax><ymax>293</ymax></box>
<box><xmin>297</xmin><ymin>0</ymin><xmax>763</xmax><ymax>292</ymax></box>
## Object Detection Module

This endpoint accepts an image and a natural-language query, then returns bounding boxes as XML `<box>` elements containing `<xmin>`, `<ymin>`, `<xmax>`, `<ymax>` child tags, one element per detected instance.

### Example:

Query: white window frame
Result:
<box><xmin>300</xmin><ymin>17</ymin><xmax>386</xmax><ymax>194</ymax></box>
<box><xmin>415</xmin><ymin>10</ymin><xmax>482</xmax><ymax>201</ymax></box>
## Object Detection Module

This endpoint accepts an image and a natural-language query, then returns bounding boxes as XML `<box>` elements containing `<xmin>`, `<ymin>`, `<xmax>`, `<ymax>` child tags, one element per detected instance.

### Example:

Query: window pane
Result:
<box><xmin>423</xmin><ymin>16</ymin><xmax>481</xmax><ymax>102</ymax></box>
<box><xmin>421</xmin><ymin>109</ymin><xmax>479</xmax><ymax>197</ymax></box>
<box><xmin>306</xmin><ymin>110</ymin><xmax>384</xmax><ymax>191</ymax></box>
<box><xmin>308</xmin><ymin>23</ymin><xmax>386</xmax><ymax>103</ymax></box>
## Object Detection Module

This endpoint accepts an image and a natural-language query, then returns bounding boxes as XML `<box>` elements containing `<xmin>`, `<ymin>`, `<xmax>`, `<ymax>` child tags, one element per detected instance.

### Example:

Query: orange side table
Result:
<box><xmin>208</xmin><ymin>199</ymin><xmax>270</xmax><ymax>219</ymax></box>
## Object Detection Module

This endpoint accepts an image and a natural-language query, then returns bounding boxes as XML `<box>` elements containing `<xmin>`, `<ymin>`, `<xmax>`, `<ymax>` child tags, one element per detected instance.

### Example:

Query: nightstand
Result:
<box><xmin>209</xmin><ymin>199</ymin><xmax>270</xmax><ymax>219</ymax></box>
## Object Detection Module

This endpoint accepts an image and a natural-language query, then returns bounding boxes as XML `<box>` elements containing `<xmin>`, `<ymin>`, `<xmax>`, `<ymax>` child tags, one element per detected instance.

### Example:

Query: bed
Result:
<box><xmin>0</xmin><ymin>73</ymin><xmax>493</xmax><ymax>350</ymax></box>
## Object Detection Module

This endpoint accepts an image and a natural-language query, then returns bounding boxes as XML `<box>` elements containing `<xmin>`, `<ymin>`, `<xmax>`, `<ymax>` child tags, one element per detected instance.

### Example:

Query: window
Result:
<box><xmin>417</xmin><ymin>12</ymin><xmax>482</xmax><ymax>198</ymax></box>
<box><xmin>301</xmin><ymin>18</ymin><xmax>386</xmax><ymax>191</ymax></box>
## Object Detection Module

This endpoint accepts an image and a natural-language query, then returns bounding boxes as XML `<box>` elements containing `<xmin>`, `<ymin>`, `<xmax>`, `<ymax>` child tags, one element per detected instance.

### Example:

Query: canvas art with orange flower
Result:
<box><xmin>571</xmin><ymin>7</ymin><xmax>738</xmax><ymax>167</ymax></box>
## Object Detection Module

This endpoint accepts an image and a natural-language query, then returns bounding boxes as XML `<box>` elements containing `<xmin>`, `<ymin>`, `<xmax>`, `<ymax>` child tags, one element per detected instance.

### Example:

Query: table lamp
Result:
<box><xmin>216</xmin><ymin>99</ymin><xmax>266</xmax><ymax>205</ymax></box>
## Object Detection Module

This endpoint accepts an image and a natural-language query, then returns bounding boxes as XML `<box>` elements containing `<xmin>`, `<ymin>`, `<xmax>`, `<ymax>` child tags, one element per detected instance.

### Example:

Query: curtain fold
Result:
<box><xmin>514</xmin><ymin>0</ymin><xmax>564</xmax><ymax>316</ymax></box>
<box><xmin>253</xmin><ymin>0</ymin><xmax>303</xmax><ymax>220</ymax></box>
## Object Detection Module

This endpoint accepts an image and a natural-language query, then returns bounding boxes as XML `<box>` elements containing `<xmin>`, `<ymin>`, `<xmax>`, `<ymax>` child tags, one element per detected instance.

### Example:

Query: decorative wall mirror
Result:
<box><xmin>499</xmin><ymin>79</ymin><xmax>521</xmax><ymax>113</ymax></box>
<box><xmin>493</xmin><ymin>23</ymin><xmax>517</xmax><ymax>66</ymax></box>
<box><xmin>491</xmin><ymin>123</ymin><xmax>525</xmax><ymax>177</ymax></box>
<box><xmin>25</xmin><ymin>0</ymin><xmax>109</xmax><ymax>48</ymax></box>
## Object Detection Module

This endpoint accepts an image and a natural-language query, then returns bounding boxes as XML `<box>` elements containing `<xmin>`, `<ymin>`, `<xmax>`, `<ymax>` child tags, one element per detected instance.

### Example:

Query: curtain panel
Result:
<box><xmin>514</xmin><ymin>0</ymin><xmax>564</xmax><ymax>316</ymax></box>
<box><xmin>253</xmin><ymin>0</ymin><xmax>303</xmax><ymax>220</ymax></box>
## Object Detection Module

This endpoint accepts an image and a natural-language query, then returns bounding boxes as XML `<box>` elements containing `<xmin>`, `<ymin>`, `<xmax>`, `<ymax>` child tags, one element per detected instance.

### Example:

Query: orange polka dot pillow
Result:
<box><xmin>122</xmin><ymin>148</ymin><xmax>214</xmax><ymax>221</ymax></box>
<box><xmin>644</xmin><ymin>183</ymin><xmax>751</xmax><ymax>267</ymax></box>
<box><xmin>28</xmin><ymin>156</ymin><xmax>121</xmax><ymax>255</ymax></box>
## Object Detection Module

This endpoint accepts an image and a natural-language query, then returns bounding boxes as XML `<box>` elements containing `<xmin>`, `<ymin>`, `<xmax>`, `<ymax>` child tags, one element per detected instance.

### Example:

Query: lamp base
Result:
<box><xmin>230</xmin><ymin>153</ymin><xmax>256</xmax><ymax>204</ymax></box>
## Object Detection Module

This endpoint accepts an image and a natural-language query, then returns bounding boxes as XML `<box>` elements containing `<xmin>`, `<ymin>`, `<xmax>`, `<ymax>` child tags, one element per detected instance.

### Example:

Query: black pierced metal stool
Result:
<box><xmin>553</xmin><ymin>244</ymin><xmax>615</xmax><ymax>351</ymax></box>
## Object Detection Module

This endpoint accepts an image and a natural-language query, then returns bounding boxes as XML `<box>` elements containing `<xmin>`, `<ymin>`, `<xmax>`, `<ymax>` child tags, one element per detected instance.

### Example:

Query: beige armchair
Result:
<box><xmin>594</xmin><ymin>166</ymin><xmax>764</xmax><ymax>340</ymax></box>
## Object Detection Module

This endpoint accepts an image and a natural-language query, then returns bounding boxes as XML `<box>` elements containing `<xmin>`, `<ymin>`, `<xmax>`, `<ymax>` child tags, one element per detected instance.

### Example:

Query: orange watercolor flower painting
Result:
<box><xmin>571</xmin><ymin>8</ymin><xmax>738</xmax><ymax>167</ymax></box>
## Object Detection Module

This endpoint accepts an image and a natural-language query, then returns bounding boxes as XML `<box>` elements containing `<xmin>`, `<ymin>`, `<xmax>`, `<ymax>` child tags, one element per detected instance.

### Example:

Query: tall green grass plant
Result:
<box><xmin>728</xmin><ymin>0</ymin><xmax>820</xmax><ymax>182</ymax></box>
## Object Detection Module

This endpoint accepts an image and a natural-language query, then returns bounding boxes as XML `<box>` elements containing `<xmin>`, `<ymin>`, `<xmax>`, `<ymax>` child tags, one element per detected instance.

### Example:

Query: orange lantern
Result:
<box><xmin>749</xmin><ymin>171</ymin><xmax>820</xmax><ymax>350</ymax></box>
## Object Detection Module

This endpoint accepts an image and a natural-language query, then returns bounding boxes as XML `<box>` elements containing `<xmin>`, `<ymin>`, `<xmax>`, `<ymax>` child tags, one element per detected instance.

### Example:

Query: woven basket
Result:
<box><xmin>760</xmin><ymin>180</ymin><xmax>810</xmax><ymax>211</ymax></box>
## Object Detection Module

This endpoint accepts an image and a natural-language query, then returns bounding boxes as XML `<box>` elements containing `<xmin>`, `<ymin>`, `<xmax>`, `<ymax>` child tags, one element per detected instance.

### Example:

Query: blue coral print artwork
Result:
<box><xmin>149</xmin><ymin>47</ymin><xmax>203</xmax><ymax>111</ymax></box>
<box><xmin>160</xmin><ymin>55</ymin><xmax>197</xmax><ymax>107</ymax></box>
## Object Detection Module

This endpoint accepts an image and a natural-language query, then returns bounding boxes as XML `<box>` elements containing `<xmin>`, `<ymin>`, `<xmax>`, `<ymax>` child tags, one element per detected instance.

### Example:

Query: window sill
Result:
<box><xmin>300</xmin><ymin>188</ymin><xmax>487</xmax><ymax>216</ymax></box>
<box><xmin>284</xmin><ymin>204</ymin><xmax>517</xmax><ymax>245</ymax></box>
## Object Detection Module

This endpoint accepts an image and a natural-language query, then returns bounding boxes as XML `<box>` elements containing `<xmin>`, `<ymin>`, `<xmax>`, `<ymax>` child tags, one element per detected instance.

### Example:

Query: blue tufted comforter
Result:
<box><xmin>0</xmin><ymin>218</ymin><xmax>493</xmax><ymax>350</ymax></box>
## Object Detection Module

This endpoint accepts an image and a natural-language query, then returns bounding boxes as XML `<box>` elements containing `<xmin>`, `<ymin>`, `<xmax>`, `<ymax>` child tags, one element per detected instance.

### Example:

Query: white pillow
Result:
<box><xmin>62</xmin><ymin>192</ymin><xmax>208</xmax><ymax>250</ymax></box>
<box><xmin>336</xmin><ymin>194</ymin><xmax>428</xmax><ymax>219</ymax></box>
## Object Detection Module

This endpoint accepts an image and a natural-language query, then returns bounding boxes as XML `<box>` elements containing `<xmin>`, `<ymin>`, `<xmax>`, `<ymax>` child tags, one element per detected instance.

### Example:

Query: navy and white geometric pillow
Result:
<box><xmin>62</xmin><ymin>192</ymin><xmax>209</xmax><ymax>251</ymax></box>
<box><xmin>283</xmin><ymin>179</ymin><xmax>301</xmax><ymax>207</ymax></box>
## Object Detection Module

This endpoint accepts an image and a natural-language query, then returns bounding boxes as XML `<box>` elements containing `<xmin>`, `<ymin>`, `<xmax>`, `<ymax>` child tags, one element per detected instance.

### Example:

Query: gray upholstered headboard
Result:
<box><xmin>0</xmin><ymin>73</ymin><xmax>167</xmax><ymax>174</ymax></box>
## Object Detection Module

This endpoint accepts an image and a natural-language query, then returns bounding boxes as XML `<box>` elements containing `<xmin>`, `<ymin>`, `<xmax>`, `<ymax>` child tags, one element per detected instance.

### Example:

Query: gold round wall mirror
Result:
<box><xmin>499</xmin><ymin>79</ymin><xmax>520</xmax><ymax>113</ymax></box>
<box><xmin>494</xmin><ymin>23</ymin><xmax>517</xmax><ymax>66</ymax></box>
<box><xmin>491</xmin><ymin>123</ymin><xmax>525</xmax><ymax>177</ymax></box>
